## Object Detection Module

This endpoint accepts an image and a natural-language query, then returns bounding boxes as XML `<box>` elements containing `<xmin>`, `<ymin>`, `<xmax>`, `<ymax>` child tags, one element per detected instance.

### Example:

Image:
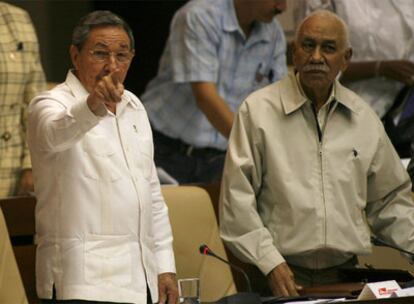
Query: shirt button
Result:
<box><xmin>1</xmin><ymin>131</ymin><xmax>11</xmax><ymax>141</ymax></box>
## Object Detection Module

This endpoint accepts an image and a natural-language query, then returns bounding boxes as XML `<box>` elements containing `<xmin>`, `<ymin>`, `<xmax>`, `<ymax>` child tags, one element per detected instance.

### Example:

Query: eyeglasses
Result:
<box><xmin>88</xmin><ymin>50</ymin><xmax>133</xmax><ymax>63</ymax></box>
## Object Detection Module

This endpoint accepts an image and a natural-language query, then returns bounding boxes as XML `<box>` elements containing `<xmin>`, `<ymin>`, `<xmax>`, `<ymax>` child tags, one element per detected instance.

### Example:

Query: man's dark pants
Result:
<box><xmin>152</xmin><ymin>129</ymin><xmax>226</xmax><ymax>184</ymax></box>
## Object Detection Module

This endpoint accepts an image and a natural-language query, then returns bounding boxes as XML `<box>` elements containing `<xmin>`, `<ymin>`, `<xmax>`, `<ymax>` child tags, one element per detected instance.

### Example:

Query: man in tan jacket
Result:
<box><xmin>220</xmin><ymin>10</ymin><xmax>414</xmax><ymax>297</ymax></box>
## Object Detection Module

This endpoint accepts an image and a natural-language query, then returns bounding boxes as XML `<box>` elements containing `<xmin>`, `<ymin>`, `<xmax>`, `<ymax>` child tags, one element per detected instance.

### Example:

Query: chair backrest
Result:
<box><xmin>0</xmin><ymin>196</ymin><xmax>37</xmax><ymax>303</ymax></box>
<box><xmin>161</xmin><ymin>185</ymin><xmax>237</xmax><ymax>302</ymax></box>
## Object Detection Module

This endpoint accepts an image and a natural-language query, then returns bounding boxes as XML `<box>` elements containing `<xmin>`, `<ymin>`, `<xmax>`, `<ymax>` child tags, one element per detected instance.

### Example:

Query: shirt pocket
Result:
<box><xmin>84</xmin><ymin>234</ymin><xmax>132</xmax><ymax>287</ymax></box>
<box><xmin>120</xmin><ymin>110</ymin><xmax>154</xmax><ymax>181</ymax></box>
<box><xmin>82</xmin><ymin>135</ymin><xmax>121</xmax><ymax>182</ymax></box>
<box><xmin>136</xmin><ymin>138</ymin><xmax>153</xmax><ymax>180</ymax></box>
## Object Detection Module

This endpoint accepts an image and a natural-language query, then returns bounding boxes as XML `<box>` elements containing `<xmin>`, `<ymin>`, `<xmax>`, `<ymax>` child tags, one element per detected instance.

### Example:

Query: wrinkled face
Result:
<box><xmin>293</xmin><ymin>15</ymin><xmax>352</xmax><ymax>95</ymax></box>
<box><xmin>70</xmin><ymin>26</ymin><xmax>134</xmax><ymax>93</ymax></box>
<box><xmin>251</xmin><ymin>0</ymin><xmax>287</xmax><ymax>23</ymax></box>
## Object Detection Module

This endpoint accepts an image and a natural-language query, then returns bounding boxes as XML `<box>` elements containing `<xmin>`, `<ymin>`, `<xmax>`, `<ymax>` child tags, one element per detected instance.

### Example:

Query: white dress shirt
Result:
<box><xmin>28</xmin><ymin>70</ymin><xmax>175</xmax><ymax>303</ymax></box>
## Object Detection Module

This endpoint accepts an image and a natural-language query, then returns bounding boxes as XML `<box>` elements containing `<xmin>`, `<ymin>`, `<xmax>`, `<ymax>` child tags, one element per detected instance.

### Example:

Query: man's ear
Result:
<box><xmin>341</xmin><ymin>47</ymin><xmax>353</xmax><ymax>72</ymax></box>
<box><xmin>69</xmin><ymin>45</ymin><xmax>80</xmax><ymax>70</ymax></box>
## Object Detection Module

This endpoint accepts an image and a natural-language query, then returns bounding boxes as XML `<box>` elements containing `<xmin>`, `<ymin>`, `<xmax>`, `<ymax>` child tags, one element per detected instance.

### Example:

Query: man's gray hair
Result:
<box><xmin>295</xmin><ymin>9</ymin><xmax>351</xmax><ymax>48</ymax></box>
<box><xmin>72</xmin><ymin>10</ymin><xmax>135</xmax><ymax>50</ymax></box>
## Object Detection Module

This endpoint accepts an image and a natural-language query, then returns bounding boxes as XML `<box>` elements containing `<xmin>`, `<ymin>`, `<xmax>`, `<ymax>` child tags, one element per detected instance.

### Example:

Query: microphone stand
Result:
<box><xmin>203</xmin><ymin>248</ymin><xmax>253</xmax><ymax>293</ymax></box>
<box><xmin>371</xmin><ymin>236</ymin><xmax>414</xmax><ymax>257</ymax></box>
<box><xmin>371</xmin><ymin>236</ymin><xmax>414</xmax><ymax>288</ymax></box>
<box><xmin>199</xmin><ymin>244</ymin><xmax>262</xmax><ymax>304</ymax></box>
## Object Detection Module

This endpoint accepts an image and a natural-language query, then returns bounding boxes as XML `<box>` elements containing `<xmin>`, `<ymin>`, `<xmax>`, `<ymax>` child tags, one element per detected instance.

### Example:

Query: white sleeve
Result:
<box><xmin>28</xmin><ymin>93</ymin><xmax>101</xmax><ymax>152</ymax></box>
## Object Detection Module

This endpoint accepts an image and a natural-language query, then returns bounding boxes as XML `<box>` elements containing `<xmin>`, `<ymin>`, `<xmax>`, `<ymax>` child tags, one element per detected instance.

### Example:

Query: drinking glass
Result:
<box><xmin>178</xmin><ymin>278</ymin><xmax>200</xmax><ymax>304</ymax></box>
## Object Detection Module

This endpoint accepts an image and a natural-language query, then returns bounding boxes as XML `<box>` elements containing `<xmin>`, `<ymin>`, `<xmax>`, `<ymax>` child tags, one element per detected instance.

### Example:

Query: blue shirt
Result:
<box><xmin>141</xmin><ymin>0</ymin><xmax>287</xmax><ymax>150</ymax></box>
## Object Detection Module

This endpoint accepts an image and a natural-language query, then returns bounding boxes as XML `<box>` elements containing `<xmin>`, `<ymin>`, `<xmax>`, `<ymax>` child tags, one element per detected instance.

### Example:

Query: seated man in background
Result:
<box><xmin>220</xmin><ymin>10</ymin><xmax>414</xmax><ymax>297</ymax></box>
<box><xmin>0</xmin><ymin>2</ymin><xmax>47</xmax><ymax>197</ymax></box>
<box><xmin>28</xmin><ymin>11</ymin><xmax>177</xmax><ymax>303</ymax></box>
<box><xmin>141</xmin><ymin>0</ymin><xmax>288</xmax><ymax>184</ymax></box>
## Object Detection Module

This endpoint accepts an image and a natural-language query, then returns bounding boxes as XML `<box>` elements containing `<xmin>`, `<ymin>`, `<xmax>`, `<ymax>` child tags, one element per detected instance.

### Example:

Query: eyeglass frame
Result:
<box><xmin>88</xmin><ymin>49</ymin><xmax>134</xmax><ymax>64</ymax></box>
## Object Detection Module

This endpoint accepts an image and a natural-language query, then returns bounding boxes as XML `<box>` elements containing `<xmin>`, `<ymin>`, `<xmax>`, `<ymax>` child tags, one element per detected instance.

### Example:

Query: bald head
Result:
<box><xmin>295</xmin><ymin>9</ymin><xmax>350</xmax><ymax>50</ymax></box>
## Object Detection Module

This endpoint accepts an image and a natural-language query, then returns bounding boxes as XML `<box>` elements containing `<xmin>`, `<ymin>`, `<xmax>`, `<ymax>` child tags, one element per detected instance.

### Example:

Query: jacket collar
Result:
<box><xmin>280</xmin><ymin>72</ymin><xmax>360</xmax><ymax>115</ymax></box>
<box><xmin>66</xmin><ymin>70</ymin><xmax>89</xmax><ymax>102</ymax></box>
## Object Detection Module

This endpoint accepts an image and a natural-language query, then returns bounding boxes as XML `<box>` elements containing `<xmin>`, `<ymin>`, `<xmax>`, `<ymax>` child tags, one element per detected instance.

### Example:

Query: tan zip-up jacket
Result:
<box><xmin>220</xmin><ymin>72</ymin><xmax>414</xmax><ymax>274</ymax></box>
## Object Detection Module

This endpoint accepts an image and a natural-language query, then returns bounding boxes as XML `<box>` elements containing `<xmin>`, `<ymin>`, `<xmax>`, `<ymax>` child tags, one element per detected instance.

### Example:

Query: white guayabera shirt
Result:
<box><xmin>28</xmin><ymin>70</ymin><xmax>175</xmax><ymax>303</ymax></box>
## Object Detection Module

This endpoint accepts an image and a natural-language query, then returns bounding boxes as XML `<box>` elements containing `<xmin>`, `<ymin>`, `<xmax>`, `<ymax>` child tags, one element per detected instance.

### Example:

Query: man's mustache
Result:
<box><xmin>303</xmin><ymin>64</ymin><xmax>329</xmax><ymax>72</ymax></box>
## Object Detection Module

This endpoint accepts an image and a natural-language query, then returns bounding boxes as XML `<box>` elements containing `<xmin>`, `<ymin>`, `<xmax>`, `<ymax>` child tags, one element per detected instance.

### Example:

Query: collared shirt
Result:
<box><xmin>220</xmin><ymin>72</ymin><xmax>414</xmax><ymax>273</ymax></box>
<box><xmin>141</xmin><ymin>0</ymin><xmax>287</xmax><ymax>150</ymax></box>
<box><xmin>295</xmin><ymin>0</ymin><xmax>414</xmax><ymax>117</ymax></box>
<box><xmin>28</xmin><ymin>71</ymin><xmax>175</xmax><ymax>303</ymax></box>
<box><xmin>0</xmin><ymin>3</ymin><xmax>46</xmax><ymax>197</ymax></box>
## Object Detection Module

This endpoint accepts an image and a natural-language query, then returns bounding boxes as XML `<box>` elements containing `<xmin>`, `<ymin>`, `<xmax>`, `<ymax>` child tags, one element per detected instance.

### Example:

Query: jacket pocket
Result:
<box><xmin>84</xmin><ymin>234</ymin><xmax>132</xmax><ymax>287</ymax></box>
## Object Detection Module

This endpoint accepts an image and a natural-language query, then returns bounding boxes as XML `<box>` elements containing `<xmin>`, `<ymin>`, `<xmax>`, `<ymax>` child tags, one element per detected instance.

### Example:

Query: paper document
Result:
<box><xmin>281</xmin><ymin>299</ymin><xmax>345</xmax><ymax>304</ymax></box>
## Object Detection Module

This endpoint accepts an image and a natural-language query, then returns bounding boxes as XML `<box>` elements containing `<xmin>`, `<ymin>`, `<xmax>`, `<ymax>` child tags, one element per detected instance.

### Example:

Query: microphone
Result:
<box><xmin>370</xmin><ymin>236</ymin><xmax>414</xmax><ymax>288</ymax></box>
<box><xmin>199</xmin><ymin>244</ymin><xmax>253</xmax><ymax>292</ymax></box>
<box><xmin>199</xmin><ymin>244</ymin><xmax>261</xmax><ymax>304</ymax></box>
<box><xmin>371</xmin><ymin>236</ymin><xmax>414</xmax><ymax>257</ymax></box>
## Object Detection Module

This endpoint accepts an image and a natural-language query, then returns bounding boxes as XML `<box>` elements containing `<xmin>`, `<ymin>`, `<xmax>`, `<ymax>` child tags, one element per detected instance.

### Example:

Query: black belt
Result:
<box><xmin>153</xmin><ymin>129</ymin><xmax>225</xmax><ymax>157</ymax></box>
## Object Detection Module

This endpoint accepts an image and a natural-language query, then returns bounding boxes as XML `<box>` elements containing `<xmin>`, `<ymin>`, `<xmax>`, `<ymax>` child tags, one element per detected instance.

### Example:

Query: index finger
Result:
<box><xmin>110</xmin><ymin>69</ymin><xmax>121</xmax><ymax>85</ymax></box>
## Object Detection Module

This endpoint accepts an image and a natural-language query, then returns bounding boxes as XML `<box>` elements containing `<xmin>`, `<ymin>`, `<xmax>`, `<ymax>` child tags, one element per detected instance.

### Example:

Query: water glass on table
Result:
<box><xmin>178</xmin><ymin>278</ymin><xmax>200</xmax><ymax>304</ymax></box>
